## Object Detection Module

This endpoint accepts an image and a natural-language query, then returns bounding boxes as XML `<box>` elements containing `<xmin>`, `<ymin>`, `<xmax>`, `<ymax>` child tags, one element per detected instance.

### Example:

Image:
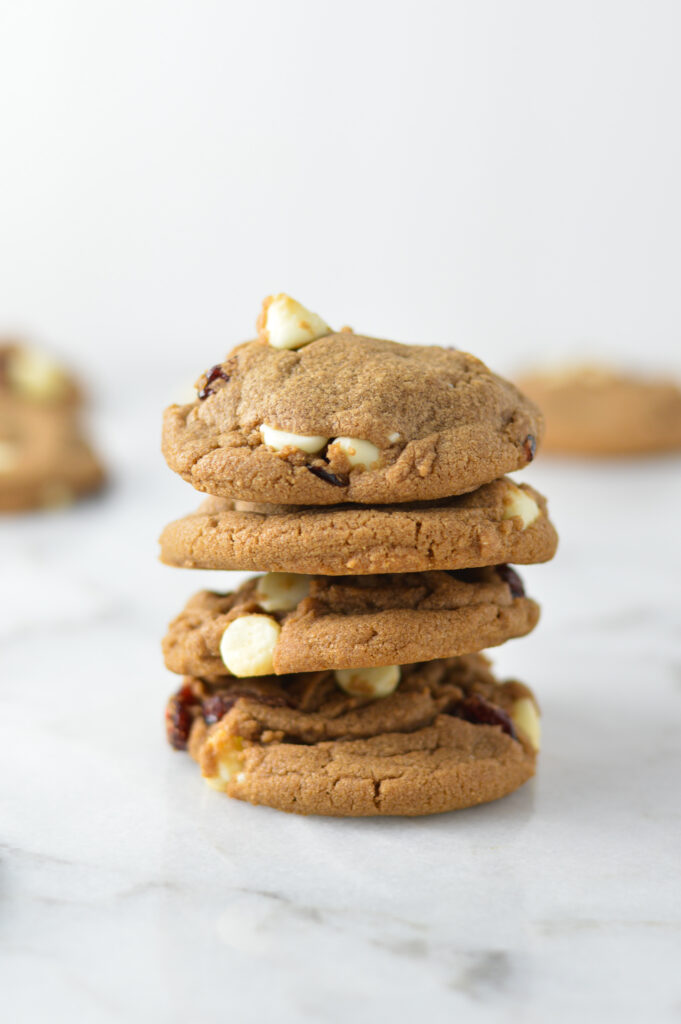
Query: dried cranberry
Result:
<box><xmin>523</xmin><ymin>434</ymin><xmax>536</xmax><ymax>462</ymax></box>
<box><xmin>308</xmin><ymin>465</ymin><xmax>347</xmax><ymax>487</ymax></box>
<box><xmin>496</xmin><ymin>564</ymin><xmax>525</xmax><ymax>598</ymax></box>
<box><xmin>447</xmin><ymin>568</ymin><xmax>484</xmax><ymax>584</ymax></box>
<box><xmin>449</xmin><ymin>694</ymin><xmax>517</xmax><ymax>739</ymax></box>
<box><xmin>165</xmin><ymin>684</ymin><xmax>200</xmax><ymax>750</ymax></box>
<box><xmin>198</xmin><ymin>364</ymin><xmax>230</xmax><ymax>400</ymax></box>
<box><xmin>202</xmin><ymin>693</ymin><xmax>237</xmax><ymax>725</ymax></box>
<box><xmin>202</xmin><ymin>688</ymin><xmax>289</xmax><ymax>725</ymax></box>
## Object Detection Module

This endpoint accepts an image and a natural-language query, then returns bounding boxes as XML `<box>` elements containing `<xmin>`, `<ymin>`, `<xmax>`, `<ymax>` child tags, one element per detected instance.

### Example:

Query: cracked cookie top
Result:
<box><xmin>162</xmin><ymin>296</ymin><xmax>544</xmax><ymax>504</ymax></box>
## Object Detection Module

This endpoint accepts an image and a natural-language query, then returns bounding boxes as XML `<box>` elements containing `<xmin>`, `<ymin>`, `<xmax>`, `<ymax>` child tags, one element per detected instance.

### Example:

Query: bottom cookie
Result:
<box><xmin>165</xmin><ymin>655</ymin><xmax>540</xmax><ymax>817</ymax></box>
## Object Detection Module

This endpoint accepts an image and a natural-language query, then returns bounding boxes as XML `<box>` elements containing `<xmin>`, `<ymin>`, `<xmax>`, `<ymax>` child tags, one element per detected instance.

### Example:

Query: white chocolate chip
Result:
<box><xmin>255</xmin><ymin>572</ymin><xmax>311</xmax><ymax>612</ymax></box>
<box><xmin>502</xmin><ymin>482</ymin><xmax>540</xmax><ymax>529</ymax></box>
<box><xmin>217</xmin><ymin>746</ymin><xmax>245</xmax><ymax>782</ymax></box>
<box><xmin>260</xmin><ymin>423</ymin><xmax>328</xmax><ymax>454</ymax></box>
<box><xmin>0</xmin><ymin>440</ymin><xmax>19</xmax><ymax>473</ymax></box>
<box><xmin>8</xmin><ymin>348</ymin><xmax>68</xmax><ymax>400</ymax></box>
<box><xmin>328</xmin><ymin>437</ymin><xmax>380</xmax><ymax>470</ymax></box>
<box><xmin>204</xmin><ymin>736</ymin><xmax>245</xmax><ymax>790</ymax></box>
<box><xmin>219</xmin><ymin>614</ymin><xmax>281</xmax><ymax>677</ymax></box>
<box><xmin>335</xmin><ymin>665</ymin><xmax>401</xmax><ymax>699</ymax></box>
<box><xmin>175</xmin><ymin>379</ymin><xmax>199</xmax><ymax>404</ymax></box>
<box><xmin>258</xmin><ymin>294</ymin><xmax>331</xmax><ymax>350</ymax></box>
<box><xmin>511</xmin><ymin>697</ymin><xmax>541</xmax><ymax>751</ymax></box>
<box><xmin>388</xmin><ymin>431</ymin><xmax>401</xmax><ymax>444</ymax></box>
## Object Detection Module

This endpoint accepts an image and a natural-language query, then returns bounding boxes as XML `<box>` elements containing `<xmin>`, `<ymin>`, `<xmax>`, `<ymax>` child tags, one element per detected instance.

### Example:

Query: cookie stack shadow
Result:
<box><xmin>160</xmin><ymin>295</ymin><xmax>558</xmax><ymax>817</ymax></box>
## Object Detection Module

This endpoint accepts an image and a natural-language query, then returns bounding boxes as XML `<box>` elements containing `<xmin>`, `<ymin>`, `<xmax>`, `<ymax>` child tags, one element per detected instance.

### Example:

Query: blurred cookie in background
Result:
<box><xmin>0</xmin><ymin>341</ymin><xmax>106</xmax><ymax>512</ymax></box>
<box><xmin>515</xmin><ymin>364</ymin><xmax>681</xmax><ymax>457</ymax></box>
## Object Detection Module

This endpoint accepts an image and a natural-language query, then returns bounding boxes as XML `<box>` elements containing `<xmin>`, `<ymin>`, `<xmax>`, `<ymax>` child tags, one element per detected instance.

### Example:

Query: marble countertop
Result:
<box><xmin>2</xmin><ymin>387</ymin><xmax>681</xmax><ymax>1024</ymax></box>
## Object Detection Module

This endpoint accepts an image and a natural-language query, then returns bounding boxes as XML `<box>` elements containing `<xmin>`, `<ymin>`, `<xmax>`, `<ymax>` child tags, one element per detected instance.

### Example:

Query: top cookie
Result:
<box><xmin>516</xmin><ymin>364</ymin><xmax>681</xmax><ymax>456</ymax></box>
<box><xmin>162</xmin><ymin>294</ymin><xmax>543</xmax><ymax>505</ymax></box>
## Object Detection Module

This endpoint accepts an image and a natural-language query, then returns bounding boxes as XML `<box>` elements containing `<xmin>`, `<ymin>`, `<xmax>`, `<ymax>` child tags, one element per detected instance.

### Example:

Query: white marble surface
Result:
<box><xmin>2</xmin><ymin>385</ymin><xmax>681</xmax><ymax>1024</ymax></box>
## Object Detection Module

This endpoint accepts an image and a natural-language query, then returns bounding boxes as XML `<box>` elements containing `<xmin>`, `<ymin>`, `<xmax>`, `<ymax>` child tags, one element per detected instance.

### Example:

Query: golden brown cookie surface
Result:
<box><xmin>162</xmin><ymin>569</ymin><xmax>539</xmax><ymax>677</ymax></box>
<box><xmin>159</xmin><ymin>477</ymin><xmax>558</xmax><ymax>575</ymax></box>
<box><xmin>162</xmin><ymin>333</ymin><xmax>543</xmax><ymax>504</ymax></box>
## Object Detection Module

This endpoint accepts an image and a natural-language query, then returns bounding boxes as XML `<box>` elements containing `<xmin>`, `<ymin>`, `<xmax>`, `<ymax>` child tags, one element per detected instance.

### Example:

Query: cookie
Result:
<box><xmin>163</xmin><ymin>568</ymin><xmax>539</xmax><ymax>678</ymax></box>
<box><xmin>159</xmin><ymin>476</ymin><xmax>558</xmax><ymax>575</ymax></box>
<box><xmin>163</xmin><ymin>567</ymin><xmax>539</xmax><ymax>678</ymax></box>
<box><xmin>0</xmin><ymin>342</ymin><xmax>78</xmax><ymax>406</ymax></box>
<box><xmin>0</xmin><ymin>390</ymin><xmax>105</xmax><ymax>513</ymax></box>
<box><xmin>162</xmin><ymin>294</ymin><xmax>543</xmax><ymax>505</ymax></box>
<box><xmin>516</xmin><ymin>364</ymin><xmax>681</xmax><ymax>456</ymax></box>
<box><xmin>165</xmin><ymin>654</ymin><xmax>539</xmax><ymax>816</ymax></box>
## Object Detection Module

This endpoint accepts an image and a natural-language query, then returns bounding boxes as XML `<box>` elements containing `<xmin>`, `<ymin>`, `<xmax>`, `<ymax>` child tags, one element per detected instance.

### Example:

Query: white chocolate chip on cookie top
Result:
<box><xmin>257</xmin><ymin>294</ymin><xmax>331</xmax><ymax>351</ymax></box>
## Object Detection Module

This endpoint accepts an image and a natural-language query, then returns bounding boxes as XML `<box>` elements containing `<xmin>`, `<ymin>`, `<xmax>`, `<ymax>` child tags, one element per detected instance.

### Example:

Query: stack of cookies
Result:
<box><xmin>0</xmin><ymin>341</ymin><xmax>105</xmax><ymax>513</ymax></box>
<box><xmin>160</xmin><ymin>295</ymin><xmax>558</xmax><ymax>817</ymax></box>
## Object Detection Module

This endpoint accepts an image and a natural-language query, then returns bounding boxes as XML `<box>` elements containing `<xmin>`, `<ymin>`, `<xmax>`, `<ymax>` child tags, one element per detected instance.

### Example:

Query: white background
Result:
<box><xmin>2</xmin><ymin>4</ymin><xmax>681</xmax><ymax>1023</ymax></box>
<box><xmin>1</xmin><ymin>0</ymin><xmax>681</xmax><ymax>383</ymax></box>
